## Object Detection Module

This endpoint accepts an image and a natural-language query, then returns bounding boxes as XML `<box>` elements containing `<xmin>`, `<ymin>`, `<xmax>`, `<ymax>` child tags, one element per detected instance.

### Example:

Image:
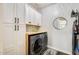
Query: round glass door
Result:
<box><xmin>33</xmin><ymin>38</ymin><xmax>42</xmax><ymax>54</ymax></box>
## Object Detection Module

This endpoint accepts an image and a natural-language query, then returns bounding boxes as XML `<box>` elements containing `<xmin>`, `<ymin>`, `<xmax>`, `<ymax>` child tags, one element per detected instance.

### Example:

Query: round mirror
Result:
<box><xmin>53</xmin><ymin>17</ymin><xmax>67</xmax><ymax>30</ymax></box>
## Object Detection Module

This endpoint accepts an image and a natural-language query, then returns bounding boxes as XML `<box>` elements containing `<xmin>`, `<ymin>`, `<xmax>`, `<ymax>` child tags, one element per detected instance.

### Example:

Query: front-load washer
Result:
<box><xmin>25</xmin><ymin>32</ymin><xmax>48</xmax><ymax>55</ymax></box>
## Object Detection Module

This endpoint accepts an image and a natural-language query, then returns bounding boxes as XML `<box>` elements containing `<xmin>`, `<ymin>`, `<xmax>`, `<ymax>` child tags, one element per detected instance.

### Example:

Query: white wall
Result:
<box><xmin>41</xmin><ymin>3</ymin><xmax>79</xmax><ymax>54</ymax></box>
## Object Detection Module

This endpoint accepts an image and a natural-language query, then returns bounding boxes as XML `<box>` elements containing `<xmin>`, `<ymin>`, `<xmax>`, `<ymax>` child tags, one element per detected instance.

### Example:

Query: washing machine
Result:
<box><xmin>26</xmin><ymin>32</ymin><xmax>48</xmax><ymax>55</ymax></box>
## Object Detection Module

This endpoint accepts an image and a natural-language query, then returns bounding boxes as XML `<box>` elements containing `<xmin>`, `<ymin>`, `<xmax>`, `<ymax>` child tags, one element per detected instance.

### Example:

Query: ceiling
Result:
<box><xmin>28</xmin><ymin>3</ymin><xmax>56</xmax><ymax>11</ymax></box>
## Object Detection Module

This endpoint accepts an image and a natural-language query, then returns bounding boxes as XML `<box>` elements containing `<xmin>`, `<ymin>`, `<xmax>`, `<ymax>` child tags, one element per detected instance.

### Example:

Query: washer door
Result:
<box><xmin>33</xmin><ymin>38</ymin><xmax>42</xmax><ymax>54</ymax></box>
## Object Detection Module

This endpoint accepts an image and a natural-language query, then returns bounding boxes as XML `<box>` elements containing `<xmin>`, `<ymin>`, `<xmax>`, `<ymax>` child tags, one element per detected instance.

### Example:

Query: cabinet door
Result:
<box><xmin>17</xmin><ymin>24</ymin><xmax>26</xmax><ymax>55</ymax></box>
<box><xmin>3</xmin><ymin>24</ymin><xmax>18</xmax><ymax>55</ymax></box>
<box><xmin>31</xmin><ymin>8</ymin><xmax>42</xmax><ymax>26</ymax></box>
<box><xmin>25</xmin><ymin>4</ymin><xmax>41</xmax><ymax>26</ymax></box>
<box><xmin>25</xmin><ymin>4</ymin><xmax>35</xmax><ymax>24</ymax></box>
<box><xmin>34</xmin><ymin>10</ymin><xmax>41</xmax><ymax>26</ymax></box>
<box><xmin>3</xmin><ymin>4</ymin><xmax>16</xmax><ymax>24</ymax></box>
<box><xmin>36</xmin><ymin>12</ymin><xmax>41</xmax><ymax>26</ymax></box>
<box><xmin>16</xmin><ymin>4</ymin><xmax>25</xmax><ymax>24</ymax></box>
<box><xmin>25</xmin><ymin>4</ymin><xmax>31</xmax><ymax>24</ymax></box>
<box><xmin>31</xmin><ymin>8</ymin><xmax>37</xmax><ymax>25</ymax></box>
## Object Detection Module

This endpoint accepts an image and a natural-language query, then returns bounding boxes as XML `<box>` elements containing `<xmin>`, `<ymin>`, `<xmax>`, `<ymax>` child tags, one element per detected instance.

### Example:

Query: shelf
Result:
<box><xmin>26</xmin><ymin>23</ymin><xmax>41</xmax><ymax>32</ymax></box>
<box><xmin>26</xmin><ymin>23</ymin><xmax>41</xmax><ymax>27</ymax></box>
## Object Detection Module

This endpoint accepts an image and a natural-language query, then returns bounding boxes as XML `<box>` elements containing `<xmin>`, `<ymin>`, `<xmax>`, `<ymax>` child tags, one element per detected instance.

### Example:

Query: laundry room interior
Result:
<box><xmin>0</xmin><ymin>3</ymin><xmax>79</xmax><ymax>55</ymax></box>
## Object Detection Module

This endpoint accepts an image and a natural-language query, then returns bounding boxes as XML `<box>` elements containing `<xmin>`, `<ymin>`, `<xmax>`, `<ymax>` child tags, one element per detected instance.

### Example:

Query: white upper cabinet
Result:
<box><xmin>34</xmin><ymin>10</ymin><xmax>41</xmax><ymax>26</ymax></box>
<box><xmin>25</xmin><ymin>4</ymin><xmax>31</xmax><ymax>24</ymax></box>
<box><xmin>2</xmin><ymin>4</ymin><xmax>25</xmax><ymax>24</ymax></box>
<box><xmin>25</xmin><ymin>4</ymin><xmax>41</xmax><ymax>26</ymax></box>
<box><xmin>16</xmin><ymin>4</ymin><xmax>25</xmax><ymax>24</ymax></box>
<box><xmin>3</xmin><ymin>4</ymin><xmax>16</xmax><ymax>24</ymax></box>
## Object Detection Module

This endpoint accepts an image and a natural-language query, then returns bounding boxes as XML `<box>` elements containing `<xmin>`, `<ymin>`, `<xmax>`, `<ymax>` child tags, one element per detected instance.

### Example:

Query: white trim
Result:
<box><xmin>47</xmin><ymin>45</ymin><xmax>72</xmax><ymax>55</ymax></box>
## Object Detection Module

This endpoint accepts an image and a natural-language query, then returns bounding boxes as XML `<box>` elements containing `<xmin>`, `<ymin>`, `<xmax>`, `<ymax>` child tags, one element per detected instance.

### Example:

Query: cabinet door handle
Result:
<box><xmin>17</xmin><ymin>18</ymin><xmax>19</xmax><ymax>24</ymax></box>
<box><xmin>15</xmin><ymin>17</ymin><xmax>17</xmax><ymax>23</ymax></box>
<box><xmin>17</xmin><ymin>25</ymin><xmax>19</xmax><ymax>31</ymax></box>
<box><xmin>14</xmin><ymin>25</ymin><xmax>17</xmax><ymax>31</ymax></box>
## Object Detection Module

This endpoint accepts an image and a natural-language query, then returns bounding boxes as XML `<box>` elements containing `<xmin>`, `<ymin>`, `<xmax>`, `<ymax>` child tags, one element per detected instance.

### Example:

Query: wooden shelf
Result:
<box><xmin>26</xmin><ymin>23</ymin><xmax>41</xmax><ymax>27</ymax></box>
<box><xmin>26</xmin><ymin>23</ymin><xmax>41</xmax><ymax>32</ymax></box>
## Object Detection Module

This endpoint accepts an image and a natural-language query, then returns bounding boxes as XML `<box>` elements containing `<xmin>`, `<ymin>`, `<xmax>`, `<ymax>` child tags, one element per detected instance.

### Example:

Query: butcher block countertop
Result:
<box><xmin>26</xmin><ymin>31</ymin><xmax>47</xmax><ymax>35</ymax></box>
